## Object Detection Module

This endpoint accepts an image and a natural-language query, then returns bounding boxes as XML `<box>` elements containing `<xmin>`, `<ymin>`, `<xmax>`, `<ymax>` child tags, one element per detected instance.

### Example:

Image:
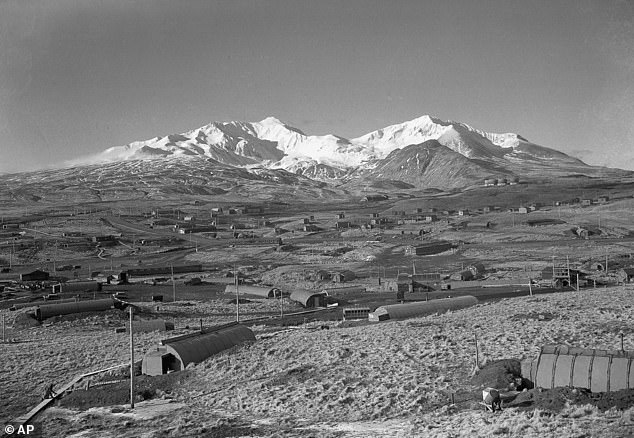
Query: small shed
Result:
<box><xmin>314</xmin><ymin>270</ymin><xmax>331</xmax><ymax>281</ymax></box>
<box><xmin>622</xmin><ymin>268</ymin><xmax>634</xmax><ymax>283</ymax></box>
<box><xmin>369</xmin><ymin>296</ymin><xmax>478</xmax><ymax>322</ymax></box>
<box><xmin>142</xmin><ymin>322</ymin><xmax>255</xmax><ymax>376</ymax></box>
<box><xmin>396</xmin><ymin>273</ymin><xmax>412</xmax><ymax>295</ymax></box>
<box><xmin>343</xmin><ymin>307</ymin><xmax>371</xmax><ymax>320</ymax></box>
<box><xmin>290</xmin><ymin>289</ymin><xmax>327</xmax><ymax>308</ymax></box>
<box><xmin>332</xmin><ymin>270</ymin><xmax>356</xmax><ymax>283</ymax></box>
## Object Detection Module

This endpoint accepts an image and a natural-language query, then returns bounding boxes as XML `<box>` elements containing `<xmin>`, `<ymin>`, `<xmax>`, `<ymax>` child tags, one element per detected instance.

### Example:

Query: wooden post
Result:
<box><xmin>621</xmin><ymin>332</ymin><xmax>625</xmax><ymax>351</ymax></box>
<box><xmin>2</xmin><ymin>314</ymin><xmax>5</xmax><ymax>343</ymax></box>
<box><xmin>528</xmin><ymin>278</ymin><xmax>533</xmax><ymax>296</ymax></box>
<box><xmin>474</xmin><ymin>333</ymin><xmax>480</xmax><ymax>372</ymax></box>
<box><xmin>576</xmin><ymin>273</ymin><xmax>579</xmax><ymax>291</ymax></box>
<box><xmin>129</xmin><ymin>306</ymin><xmax>135</xmax><ymax>409</ymax></box>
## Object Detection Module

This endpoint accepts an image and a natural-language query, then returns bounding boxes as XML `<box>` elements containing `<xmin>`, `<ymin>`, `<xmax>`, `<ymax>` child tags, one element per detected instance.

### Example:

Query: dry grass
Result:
<box><xmin>1</xmin><ymin>286</ymin><xmax>632</xmax><ymax>436</ymax></box>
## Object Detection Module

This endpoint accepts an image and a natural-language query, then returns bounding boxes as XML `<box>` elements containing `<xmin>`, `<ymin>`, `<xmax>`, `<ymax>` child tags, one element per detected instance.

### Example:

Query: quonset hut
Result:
<box><xmin>141</xmin><ymin>322</ymin><xmax>255</xmax><ymax>376</ymax></box>
<box><xmin>58</xmin><ymin>280</ymin><xmax>102</xmax><ymax>293</ymax></box>
<box><xmin>522</xmin><ymin>345</ymin><xmax>634</xmax><ymax>392</ymax></box>
<box><xmin>35</xmin><ymin>298</ymin><xmax>119</xmax><ymax>321</ymax></box>
<box><xmin>290</xmin><ymin>289</ymin><xmax>327</xmax><ymax>308</ymax></box>
<box><xmin>223</xmin><ymin>284</ymin><xmax>282</xmax><ymax>298</ymax></box>
<box><xmin>128</xmin><ymin>319</ymin><xmax>175</xmax><ymax>333</ymax></box>
<box><xmin>368</xmin><ymin>296</ymin><xmax>478</xmax><ymax>322</ymax></box>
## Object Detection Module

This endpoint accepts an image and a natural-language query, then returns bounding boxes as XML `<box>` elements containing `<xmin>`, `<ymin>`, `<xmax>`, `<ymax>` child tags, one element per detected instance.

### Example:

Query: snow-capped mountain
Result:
<box><xmin>5</xmin><ymin>114</ymin><xmax>632</xmax><ymax>203</ymax></box>
<box><xmin>74</xmin><ymin>114</ymin><xmax>585</xmax><ymax>176</ymax></box>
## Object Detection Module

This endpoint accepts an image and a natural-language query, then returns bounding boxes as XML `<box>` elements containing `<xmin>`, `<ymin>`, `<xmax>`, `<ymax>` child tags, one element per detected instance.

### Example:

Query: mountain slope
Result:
<box><xmin>361</xmin><ymin>140</ymin><xmax>502</xmax><ymax>189</ymax></box>
<box><xmin>0</xmin><ymin>157</ymin><xmax>349</xmax><ymax>204</ymax></box>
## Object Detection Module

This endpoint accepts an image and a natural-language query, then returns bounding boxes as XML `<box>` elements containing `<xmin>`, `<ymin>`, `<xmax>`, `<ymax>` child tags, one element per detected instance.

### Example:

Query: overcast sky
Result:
<box><xmin>0</xmin><ymin>0</ymin><xmax>633</xmax><ymax>173</ymax></box>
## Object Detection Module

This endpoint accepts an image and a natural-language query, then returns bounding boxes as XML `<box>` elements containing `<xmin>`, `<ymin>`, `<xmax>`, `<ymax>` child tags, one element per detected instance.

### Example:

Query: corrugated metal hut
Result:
<box><xmin>59</xmin><ymin>280</ymin><xmax>102</xmax><ymax>293</ymax></box>
<box><xmin>11</xmin><ymin>297</ymin><xmax>78</xmax><ymax>311</ymax></box>
<box><xmin>20</xmin><ymin>270</ymin><xmax>50</xmax><ymax>282</ymax></box>
<box><xmin>369</xmin><ymin>296</ymin><xmax>478</xmax><ymax>322</ymax></box>
<box><xmin>290</xmin><ymin>289</ymin><xmax>327</xmax><ymax>308</ymax></box>
<box><xmin>141</xmin><ymin>322</ymin><xmax>255</xmax><ymax>376</ymax></box>
<box><xmin>322</xmin><ymin>285</ymin><xmax>366</xmax><ymax>296</ymax></box>
<box><xmin>521</xmin><ymin>345</ymin><xmax>634</xmax><ymax>393</ymax></box>
<box><xmin>223</xmin><ymin>284</ymin><xmax>281</xmax><ymax>298</ymax></box>
<box><xmin>408</xmin><ymin>240</ymin><xmax>454</xmax><ymax>256</ymax></box>
<box><xmin>36</xmin><ymin>298</ymin><xmax>116</xmax><ymax>320</ymax></box>
<box><xmin>127</xmin><ymin>319</ymin><xmax>174</xmax><ymax>333</ymax></box>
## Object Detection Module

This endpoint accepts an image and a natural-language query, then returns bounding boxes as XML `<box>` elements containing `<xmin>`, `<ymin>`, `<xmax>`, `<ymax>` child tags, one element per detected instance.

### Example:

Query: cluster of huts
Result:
<box><xmin>483</xmin><ymin>177</ymin><xmax>520</xmax><ymax>187</ymax></box>
<box><xmin>555</xmin><ymin>195</ymin><xmax>610</xmax><ymax>207</ymax></box>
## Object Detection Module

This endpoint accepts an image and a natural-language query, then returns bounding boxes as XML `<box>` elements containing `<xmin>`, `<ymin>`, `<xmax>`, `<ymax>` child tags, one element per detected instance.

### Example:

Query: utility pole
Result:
<box><xmin>566</xmin><ymin>255</ymin><xmax>571</xmax><ymax>287</ymax></box>
<box><xmin>129</xmin><ymin>306</ymin><xmax>135</xmax><ymax>409</ymax></box>
<box><xmin>279</xmin><ymin>289</ymin><xmax>283</xmax><ymax>318</ymax></box>
<box><xmin>171</xmin><ymin>264</ymin><xmax>176</xmax><ymax>302</ymax></box>
<box><xmin>235</xmin><ymin>267</ymin><xmax>240</xmax><ymax>322</ymax></box>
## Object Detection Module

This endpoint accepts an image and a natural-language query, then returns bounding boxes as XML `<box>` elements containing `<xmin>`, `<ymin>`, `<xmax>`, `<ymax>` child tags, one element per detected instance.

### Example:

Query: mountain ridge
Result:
<box><xmin>4</xmin><ymin>114</ymin><xmax>626</xmax><ymax>200</ymax></box>
<box><xmin>69</xmin><ymin>114</ymin><xmax>584</xmax><ymax>174</ymax></box>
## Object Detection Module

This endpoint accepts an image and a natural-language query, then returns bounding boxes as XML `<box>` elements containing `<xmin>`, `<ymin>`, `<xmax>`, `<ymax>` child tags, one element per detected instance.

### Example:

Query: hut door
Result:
<box><xmin>163</xmin><ymin>354</ymin><xmax>181</xmax><ymax>373</ymax></box>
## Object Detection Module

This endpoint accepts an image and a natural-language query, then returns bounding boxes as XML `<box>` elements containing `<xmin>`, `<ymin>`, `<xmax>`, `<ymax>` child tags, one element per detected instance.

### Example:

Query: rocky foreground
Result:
<box><xmin>5</xmin><ymin>286</ymin><xmax>634</xmax><ymax>437</ymax></box>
